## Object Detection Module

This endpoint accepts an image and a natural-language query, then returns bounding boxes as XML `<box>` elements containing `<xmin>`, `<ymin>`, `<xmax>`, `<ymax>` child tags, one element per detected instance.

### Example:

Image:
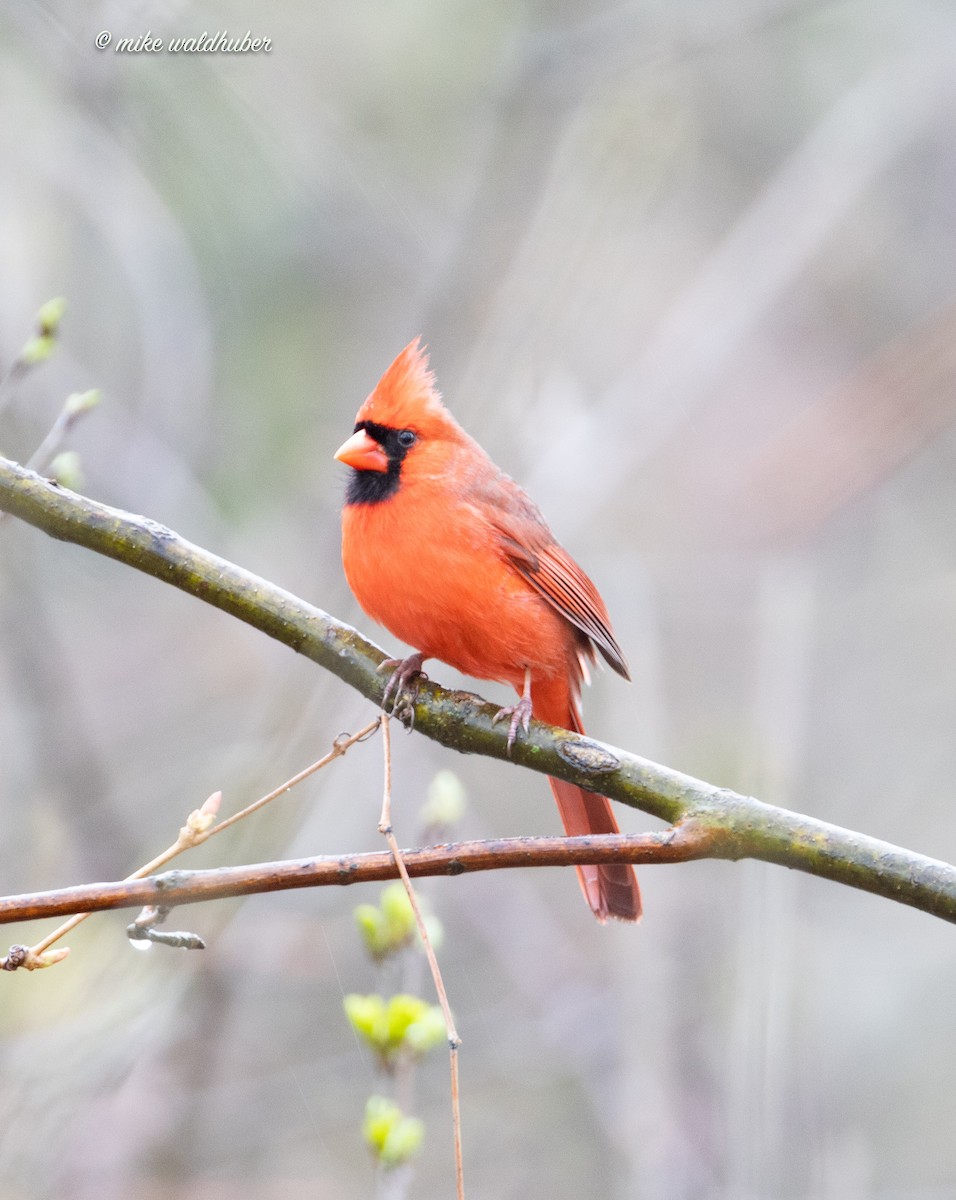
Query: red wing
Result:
<box><xmin>464</xmin><ymin>466</ymin><xmax>630</xmax><ymax>679</ymax></box>
<box><xmin>501</xmin><ymin>537</ymin><xmax>630</xmax><ymax>680</ymax></box>
<box><xmin>489</xmin><ymin>528</ymin><xmax>628</xmax><ymax>681</ymax></box>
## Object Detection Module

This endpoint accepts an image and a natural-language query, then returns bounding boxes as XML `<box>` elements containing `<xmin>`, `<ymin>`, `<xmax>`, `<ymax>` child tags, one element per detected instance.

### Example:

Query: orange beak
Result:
<box><xmin>334</xmin><ymin>429</ymin><xmax>389</xmax><ymax>473</ymax></box>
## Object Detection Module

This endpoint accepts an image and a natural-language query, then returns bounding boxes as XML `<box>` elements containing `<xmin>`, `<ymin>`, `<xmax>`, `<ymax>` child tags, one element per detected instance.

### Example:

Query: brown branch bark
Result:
<box><xmin>2</xmin><ymin>454</ymin><xmax>956</xmax><ymax>924</ymax></box>
<box><xmin>0</xmin><ymin>826</ymin><xmax>716</xmax><ymax>924</ymax></box>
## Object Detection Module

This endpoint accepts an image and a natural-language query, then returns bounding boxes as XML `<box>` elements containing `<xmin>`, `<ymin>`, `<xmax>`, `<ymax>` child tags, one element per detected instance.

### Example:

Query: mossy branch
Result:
<box><xmin>2</xmin><ymin>454</ymin><xmax>955</xmax><ymax>924</ymax></box>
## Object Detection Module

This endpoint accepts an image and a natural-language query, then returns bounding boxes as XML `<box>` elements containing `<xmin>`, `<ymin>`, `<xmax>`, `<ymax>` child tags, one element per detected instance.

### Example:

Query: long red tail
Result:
<box><xmin>535</xmin><ymin>680</ymin><xmax>642</xmax><ymax>923</ymax></box>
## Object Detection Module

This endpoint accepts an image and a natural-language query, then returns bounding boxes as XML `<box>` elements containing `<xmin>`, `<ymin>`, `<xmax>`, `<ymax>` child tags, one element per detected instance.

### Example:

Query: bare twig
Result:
<box><xmin>378</xmin><ymin>715</ymin><xmax>465</xmax><ymax>1200</ymax></box>
<box><xmin>1</xmin><ymin>721</ymin><xmax>381</xmax><ymax>968</ymax></box>
<box><xmin>25</xmin><ymin>390</ymin><xmax>101</xmax><ymax>475</ymax></box>
<box><xmin>206</xmin><ymin>720</ymin><xmax>380</xmax><ymax>840</ymax></box>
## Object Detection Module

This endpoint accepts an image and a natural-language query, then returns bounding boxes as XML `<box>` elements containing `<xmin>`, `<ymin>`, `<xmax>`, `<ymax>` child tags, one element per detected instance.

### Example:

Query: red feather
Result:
<box><xmin>335</xmin><ymin>340</ymin><xmax>641</xmax><ymax>922</ymax></box>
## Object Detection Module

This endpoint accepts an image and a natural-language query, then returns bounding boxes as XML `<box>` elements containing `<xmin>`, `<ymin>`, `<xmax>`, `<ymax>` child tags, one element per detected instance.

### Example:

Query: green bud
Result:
<box><xmin>404</xmin><ymin>1004</ymin><xmax>447</xmax><ymax>1055</ymax></box>
<box><xmin>344</xmin><ymin>993</ymin><xmax>445</xmax><ymax>1065</ymax></box>
<box><xmin>380</xmin><ymin>1115</ymin><xmax>424</xmax><ymax>1167</ymax></box>
<box><xmin>384</xmin><ymin>993</ymin><xmax>431</xmax><ymax>1044</ymax></box>
<box><xmin>48</xmin><ymin>451</ymin><xmax>84</xmax><ymax>490</ymax></box>
<box><xmin>354</xmin><ymin>903</ymin><xmax>385</xmax><ymax>957</ymax></box>
<box><xmin>353</xmin><ymin>883</ymin><xmax>417</xmax><ymax>962</ymax></box>
<box><xmin>362</xmin><ymin>1097</ymin><xmax>424</xmax><ymax>1168</ymax></box>
<box><xmin>36</xmin><ymin>297</ymin><xmax>67</xmax><ymax>336</ymax></box>
<box><xmin>419</xmin><ymin>913</ymin><xmax>444</xmax><ymax>952</ymax></box>
<box><xmin>363</xmin><ymin>1095</ymin><xmax>401</xmax><ymax>1154</ymax></box>
<box><xmin>64</xmin><ymin>389</ymin><xmax>101</xmax><ymax>418</ymax></box>
<box><xmin>19</xmin><ymin>335</ymin><xmax>55</xmax><ymax>365</ymax></box>
<box><xmin>421</xmin><ymin>769</ymin><xmax>467</xmax><ymax>828</ymax></box>
<box><xmin>343</xmin><ymin>993</ymin><xmax>387</xmax><ymax>1044</ymax></box>
<box><xmin>379</xmin><ymin>881</ymin><xmax>416</xmax><ymax>936</ymax></box>
<box><xmin>353</xmin><ymin>884</ymin><xmax>418</xmax><ymax>961</ymax></box>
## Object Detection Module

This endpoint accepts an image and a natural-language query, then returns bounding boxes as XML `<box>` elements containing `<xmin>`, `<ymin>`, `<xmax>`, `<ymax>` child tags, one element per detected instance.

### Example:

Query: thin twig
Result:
<box><xmin>25</xmin><ymin>391</ymin><xmax>101</xmax><ymax>476</ymax></box>
<box><xmin>2</xmin><ymin>721</ymin><xmax>381</xmax><ymax>968</ymax></box>
<box><xmin>0</xmin><ymin>392</ymin><xmax>101</xmax><ymax>528</ymax></box>
<box><xmin>208</xmin><ymin>719</ymin><xmax>380</xmax><ymax>839</ymax></box>
<box><xmin>378</xmin><ymin>715</ymin><xmax>465</xmax><ymax>1200</ymax></box>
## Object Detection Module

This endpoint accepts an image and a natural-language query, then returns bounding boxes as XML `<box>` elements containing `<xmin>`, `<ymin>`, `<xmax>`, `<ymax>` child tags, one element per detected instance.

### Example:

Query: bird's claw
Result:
<box><xmin>379</xmin><ymin>654</ymin><xmax>427</xmax><ymax>730</ymax></box>
<box><xmin>493</xmin><ymin>694</ymin><xmax>533</xmax><ymax>755</ymax></box>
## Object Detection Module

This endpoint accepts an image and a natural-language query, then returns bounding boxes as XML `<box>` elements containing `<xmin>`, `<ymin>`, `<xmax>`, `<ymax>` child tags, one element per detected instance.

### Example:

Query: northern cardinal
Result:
<box><xmin>334</xmin><ymin>340</ymin><xmax>641</xmax><ymax>922</ymax></box>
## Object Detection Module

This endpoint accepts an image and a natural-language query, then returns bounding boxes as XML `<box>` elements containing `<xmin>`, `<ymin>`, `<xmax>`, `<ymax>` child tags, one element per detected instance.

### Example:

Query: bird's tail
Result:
<box><xmin>534</xmin><ymin>679</ymin><xmax>642</xmax><ymax>923</ymax></box>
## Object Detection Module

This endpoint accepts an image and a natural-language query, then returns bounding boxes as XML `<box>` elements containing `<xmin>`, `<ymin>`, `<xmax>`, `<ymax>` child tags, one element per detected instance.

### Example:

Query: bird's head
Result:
<box><xmin>334</xmin><ymin>339</ymin><xmax>464</xmax><ymax>502</ymax></box>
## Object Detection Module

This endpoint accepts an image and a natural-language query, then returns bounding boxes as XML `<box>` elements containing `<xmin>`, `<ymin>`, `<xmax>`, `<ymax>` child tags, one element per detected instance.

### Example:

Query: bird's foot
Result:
<box><xmin>379</xmin><ymin>653</ymin><xmax>427</xmax><ymax>729</ymax></box>
<box><xmin>492</xmin><ymin>693</ymin><xmax>533</xmax><ymax>755</ymax></box>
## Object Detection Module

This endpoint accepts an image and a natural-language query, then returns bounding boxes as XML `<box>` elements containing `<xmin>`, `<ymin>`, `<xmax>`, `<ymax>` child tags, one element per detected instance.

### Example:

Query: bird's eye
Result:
<box><xmin>397</xmin><ymin>429</ymin><xmax>417</xmax><ymax>449</ymax></box>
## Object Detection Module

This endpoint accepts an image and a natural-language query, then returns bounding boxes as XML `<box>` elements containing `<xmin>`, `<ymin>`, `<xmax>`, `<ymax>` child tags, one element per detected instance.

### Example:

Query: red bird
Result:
<box><xmin>334</xmin><ymin>340</ymin><xmax>641</xmax><ymax>922</ymax></box>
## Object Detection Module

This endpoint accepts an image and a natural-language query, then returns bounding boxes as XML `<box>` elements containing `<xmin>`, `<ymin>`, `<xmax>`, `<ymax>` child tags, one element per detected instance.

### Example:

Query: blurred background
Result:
<box><xmin>1</xmin><ymin>0</ymin><xmax>956</xmax><ymax>1196</ymax></box>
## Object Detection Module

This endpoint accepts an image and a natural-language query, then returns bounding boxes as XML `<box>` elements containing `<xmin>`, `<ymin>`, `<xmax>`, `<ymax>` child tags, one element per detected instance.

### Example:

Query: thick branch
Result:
<box><xmin>2</xmin><ymin>822</ymin><xmax>954</xmax><ymax>925</ymax></box>
<box><xmin>2</xmin><ymin>455</ymin><xmax>956</xmax><ymax>924</ymax></box>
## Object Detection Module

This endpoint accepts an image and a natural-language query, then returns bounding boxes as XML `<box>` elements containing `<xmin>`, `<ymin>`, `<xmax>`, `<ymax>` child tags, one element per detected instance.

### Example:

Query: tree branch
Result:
<box><xmin>2</xmin><ymin>454</ymin><xmax>955</xmax><ymax>924</ymax></box>
<box><xmin>0</xmin><ymin>825</ymin><xmax>717</xmax><ymax>924</ymax></box>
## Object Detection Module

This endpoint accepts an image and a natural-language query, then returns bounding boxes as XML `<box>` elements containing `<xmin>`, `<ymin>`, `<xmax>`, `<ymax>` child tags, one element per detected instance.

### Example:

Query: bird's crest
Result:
<box><xmin>356</xmin><ymin>338</ymin><xmax>454</xmax><ymax>435</ymax></box>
